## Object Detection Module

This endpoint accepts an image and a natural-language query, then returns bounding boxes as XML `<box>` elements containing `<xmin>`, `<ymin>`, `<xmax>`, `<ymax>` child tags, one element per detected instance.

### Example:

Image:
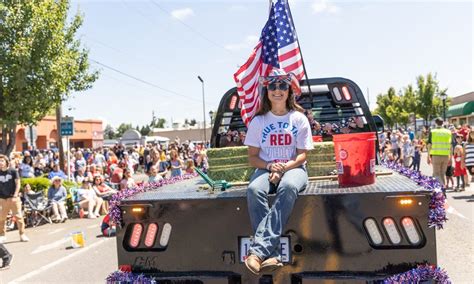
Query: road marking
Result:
<box><xmin>31</xmin><ymin>238</ymin><xmax>70</xmax><ymax>254</ymax></box>
<box><xmin>445</xmin><ymin>203</ymin><xmax>467</xmax><ymax>219</ymax></box>
<box><xmin>10</xmin><ymin>238</ymin><xmax>113</xmax><ymax>283</ymax></box>
<box><xmin>47</xmin><ymin>228</ymin><xmax>66</xmax><ymax>235</ymax></box>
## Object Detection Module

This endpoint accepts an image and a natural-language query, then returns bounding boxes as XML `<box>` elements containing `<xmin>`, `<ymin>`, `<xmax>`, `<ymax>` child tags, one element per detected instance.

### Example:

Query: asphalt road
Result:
<box><xmin>1</xmin><ymin>159</ymin><xmax>473</xmax><ymax>283</ymax></box>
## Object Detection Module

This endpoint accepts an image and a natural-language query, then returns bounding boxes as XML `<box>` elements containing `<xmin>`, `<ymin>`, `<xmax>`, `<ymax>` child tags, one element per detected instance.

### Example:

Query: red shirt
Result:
<box><xmin>111</xmin><ymin>168</ymin><xmax>123</xmax><ymax>184</ymax></box>
<box><xmin>459</xmin><ymin>128</ymin><xmax>469</xmax><ymax>141</ymax></box>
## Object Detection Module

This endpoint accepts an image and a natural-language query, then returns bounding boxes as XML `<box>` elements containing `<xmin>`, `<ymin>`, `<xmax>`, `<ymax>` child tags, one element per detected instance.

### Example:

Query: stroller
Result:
<box><xmin>23</xmin><ymin>192</ymin><xmax>52</xmax><ymax>227</ymax></box>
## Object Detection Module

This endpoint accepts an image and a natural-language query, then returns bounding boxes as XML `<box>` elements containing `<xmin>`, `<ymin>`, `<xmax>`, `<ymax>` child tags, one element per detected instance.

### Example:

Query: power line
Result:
<box><xmin>149</xmin><ymin>0</ymin><xmax>232</xmax><ymax>54</ymax></box>
<box><xmin>90</xmin><ymin>59</ymin><xmax>204</xmax><ymax>103</ymax></box>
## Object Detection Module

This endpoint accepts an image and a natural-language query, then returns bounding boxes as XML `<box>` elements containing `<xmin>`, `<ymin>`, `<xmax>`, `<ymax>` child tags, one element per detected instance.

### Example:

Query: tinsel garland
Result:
<box><xmin>106</xmin><ymin>264</ymin><xmax>450</xmax><ymax>283</ymax></box>
<box><xmin>108</xmin><ymin>173</ymin><xmax>198</xmax><ymax>224</ymax></box>
<box><xmin>382</xmin><ymin>264</ymin><xmax>451</xmax><ymax>283</ymax></box>
<box><xmin>381</xmin><ymin>160</ymin><xmax>448</xmax><ymax>229</ymax></box>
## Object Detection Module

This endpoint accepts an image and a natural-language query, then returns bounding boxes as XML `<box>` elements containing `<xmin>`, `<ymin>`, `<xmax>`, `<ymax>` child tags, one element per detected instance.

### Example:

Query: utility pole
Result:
<box><xmin>56</xmin><ymin>104</ymin><xmax>65</xmax><ymax>172</ymax></box>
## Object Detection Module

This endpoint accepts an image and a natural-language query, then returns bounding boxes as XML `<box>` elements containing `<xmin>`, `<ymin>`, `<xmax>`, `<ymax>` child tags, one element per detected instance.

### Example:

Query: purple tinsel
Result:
<box><xmin>381</xmin><ymin>160</ymin><xmax>448</xmax><ymax>229</ymax></box>
<box><xmin>383</xmin><ymin>264</ymin><xmax>451</xmax><ymax>283</ymax></box>
<box><xmin>106</xmin><ymin>264</ymin><xmax>450</xmax><ymax>283</ymax></box>
<box><xmin>106</xmin><ymin>271</ymin><xmax>156</xmax><ymax>284</ymax></box>
<box><xmin>109</xmin><ymin>173</ymin><xmax>198</xmax><ymax>224</ymax></box>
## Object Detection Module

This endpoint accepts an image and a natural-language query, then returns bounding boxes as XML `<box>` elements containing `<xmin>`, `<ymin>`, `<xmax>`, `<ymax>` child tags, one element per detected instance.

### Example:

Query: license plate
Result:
<box><xmin>239</xmin><ymin>236</ymin><xmax>290</xmax><ymax>263</ymax></box>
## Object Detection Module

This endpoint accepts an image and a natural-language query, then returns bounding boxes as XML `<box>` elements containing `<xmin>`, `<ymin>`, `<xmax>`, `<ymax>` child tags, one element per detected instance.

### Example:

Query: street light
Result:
<box><xmin>209</xmin><ymin>110</ymin><xmax>214</xmax><ymax>128</ymax></box>
<box><xmin>197</xmin><ymin>76</ymin><xmax>207</xmax><ymax>145</ymax></box>
<box><xmin>440</xmin><ymin>93</ymin><xmax>448</xmax><ymax>122</ymax></box>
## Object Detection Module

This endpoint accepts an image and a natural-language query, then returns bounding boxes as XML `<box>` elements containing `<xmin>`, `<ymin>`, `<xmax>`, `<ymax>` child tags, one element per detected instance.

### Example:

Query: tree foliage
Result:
<box><xmin>116</xmin><ymin>123</ymin><xmax>133</xmax><ymax>137</ymax></box>
<box><xmin>0</xmin><ymin>0</ymin><xmax>98</xmax><ymax>155</ymax></box>
<box><xmin>374</xmin><ymin>73</ymin><xmax>448</xmax><ymax>129</ymax></box>
<box><xmin>103</xmin><ymin>124</ymin><xmax>115</xmax><ymax>139</ymax></box>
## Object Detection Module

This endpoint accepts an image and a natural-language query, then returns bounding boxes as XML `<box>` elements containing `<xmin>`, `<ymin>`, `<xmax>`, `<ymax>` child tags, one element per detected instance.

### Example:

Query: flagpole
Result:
<box><xmin>284</xmin><ymin>0</ymin><xmax>314</xmax><ymax>108</ymax></box>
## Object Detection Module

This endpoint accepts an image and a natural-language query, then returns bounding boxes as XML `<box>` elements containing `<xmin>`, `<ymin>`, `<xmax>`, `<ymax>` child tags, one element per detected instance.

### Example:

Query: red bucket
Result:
<box><xmin>333</xmin><ymin>132</ymin><xmax>376</xmax><ymax>187</ymax></box>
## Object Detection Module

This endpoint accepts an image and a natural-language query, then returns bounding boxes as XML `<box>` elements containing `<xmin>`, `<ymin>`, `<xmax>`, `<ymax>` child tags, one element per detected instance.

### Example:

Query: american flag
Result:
<box><xmin>234</xmin><ymin>0</ymin><xmax>304</xmax><ymax>126</ymax></box>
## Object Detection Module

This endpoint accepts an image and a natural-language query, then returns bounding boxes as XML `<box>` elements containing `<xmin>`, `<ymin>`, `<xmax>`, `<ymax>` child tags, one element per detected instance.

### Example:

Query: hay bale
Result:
<box><xmin>207</xmin><ymin>142</ymin><xmax>336</xmax><ymax>182</ymax></box>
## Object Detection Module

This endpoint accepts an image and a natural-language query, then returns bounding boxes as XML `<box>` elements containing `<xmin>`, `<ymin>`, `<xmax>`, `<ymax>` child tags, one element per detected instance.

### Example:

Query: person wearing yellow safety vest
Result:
<box><xmin>427</xmin><ymin>117</ymin><xmax>452</xmax><ymax>191</ymax></box>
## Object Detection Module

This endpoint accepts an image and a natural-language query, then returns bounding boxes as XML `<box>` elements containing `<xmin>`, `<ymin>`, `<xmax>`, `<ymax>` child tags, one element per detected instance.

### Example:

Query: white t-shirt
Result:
<box><xmin>245</xmin><ymin>110</ymin><xmax>314</xmax><ymax>163</ymax></box>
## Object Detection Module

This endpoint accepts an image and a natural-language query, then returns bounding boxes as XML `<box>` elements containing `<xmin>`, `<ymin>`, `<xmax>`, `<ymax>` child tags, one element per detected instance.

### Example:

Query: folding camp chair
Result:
<box><xmin>195</xmin><ymin>167</ymin><xmax>231</xmax><ymax>191</ymax></box>
<box><xmin>69</xmin><ymin>187</ymin><xmax>89</xmax><ymax>218</ymax></box>
<box><xmin>24</xmin><ymin>192</ymin><xmax>52</xmax><ymax>227</ymax></box>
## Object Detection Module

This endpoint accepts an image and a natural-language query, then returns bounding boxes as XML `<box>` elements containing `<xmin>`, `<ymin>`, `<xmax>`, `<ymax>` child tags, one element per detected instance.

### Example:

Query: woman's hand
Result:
<box><xmin>270</xmin><ymin>162</ymin><xmax>286</xmax><ymax>174</ymax></box>
<box><xmin>269</xmin><ymin>171</ymin><xmax>282</xmax><ymax>185</ymax></box>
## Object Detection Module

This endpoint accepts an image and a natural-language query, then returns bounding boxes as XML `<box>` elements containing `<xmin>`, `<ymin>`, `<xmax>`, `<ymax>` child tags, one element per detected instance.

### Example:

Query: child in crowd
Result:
<box><xmin>445</xmin><ymin>157</ymin><xmax>454</xmax><ymax>190</ymax></box>
<box><xmin>464</xmin><ymin>131</ymin><xmax>474</xmax><ymax>183</ymax></box>
<box><xmin>453</xmin><ymin>145</ymin><xmax>467</xmax><ymax>191</ymax></box>
<box><xmin>410</xmin><ymin>141</ymin><xmax>421</xmax><ymax>172</ymax></box>
<box><xmin>185</xmin><ymin>159</ymin><xmax>195</xmax><ymax>174</ymax></box>
<box><xmin>147</xmin><ymin>166</ymin><xmax>163</xmax><ymax>184</ymax></box>
<box><xmin>382</xmin><ymin>141</ymin><xmax>394</xmax><ymax>161</ymax></box>
<box><xmin>400</xmin><ymin>135</ymin><xmax>413</xmax><ymax>168</ymax></box>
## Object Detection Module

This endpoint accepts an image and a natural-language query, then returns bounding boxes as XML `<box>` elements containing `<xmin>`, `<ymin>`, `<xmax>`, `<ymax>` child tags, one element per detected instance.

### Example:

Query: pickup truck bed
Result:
<box><xmin>125</xmin><ymin>168</ymin><xmax>428</xmax><ymax>202</ymax></box>
<box><xmin>117</xmin><ymin>168</ymin><xmax>436</xmax><ymax>284</ymax></box>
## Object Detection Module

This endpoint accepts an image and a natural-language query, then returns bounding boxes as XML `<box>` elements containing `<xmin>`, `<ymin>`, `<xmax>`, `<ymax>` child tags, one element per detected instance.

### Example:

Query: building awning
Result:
<box><xmin>446</xmin><ymin>101</ymin><xmax>474</xmax><ymax>118</ymax></box>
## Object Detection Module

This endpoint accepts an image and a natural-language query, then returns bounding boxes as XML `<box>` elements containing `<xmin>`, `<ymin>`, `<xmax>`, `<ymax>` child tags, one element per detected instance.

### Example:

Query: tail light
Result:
<box><xmin>399</xmin><ymin>198</ymin><xmax>413</xmax><ymax>206</ymax></box>
<box><xmin>332</xmin><ymin>87</ymin><xmax>342</xmax><ymax>101</ymax></box>
<box><xmin>401</xmin><ymin>217</ymin><xmax>421</xmax><ymax>244</ymax></box>
<box><xmin>119</xmin><ymin>265</ymin><xmax>132</xmax><ymax>272</ymax></box>
<box><xmin>383</xmin><ymin>218</ymin><xmax>401</xmax><ymax>244</ymax></box>
<box><xmin>129</xmin><ymin>223</ymin><xmax>143</xmax><ymax>248</ymax></box>
<box><xmin>159</xmin><ymin>223</ymin><xmax>172</xmax><ymax>247</ymax></box>
<box><xmin>363</xmin><ymin>218</ymin><xmax>383</xmax><ymax>245</ymax></box>
<box><xmin>341</xmin><ymin>86</ymin><xmax>352</xmax><ymax>101</ymax></box>
<box><xmin>144</xmin><ymin>223</ymin><xmax>158</xmax><ymax>247</ymax></box>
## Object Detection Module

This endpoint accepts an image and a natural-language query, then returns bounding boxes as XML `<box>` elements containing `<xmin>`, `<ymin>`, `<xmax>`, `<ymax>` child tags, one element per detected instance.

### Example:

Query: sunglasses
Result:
<box><xmin>267</xmin><ymin>82</ymin><xmax>289</xmax><ymax>91</ymax></box>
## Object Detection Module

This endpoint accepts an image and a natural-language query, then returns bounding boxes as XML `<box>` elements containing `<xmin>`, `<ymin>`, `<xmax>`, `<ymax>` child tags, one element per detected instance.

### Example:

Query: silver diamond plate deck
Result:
<box><xmin>126</xmin><ymin>168</ymin><xmax>429</xmax><ymax>202</ymax></box>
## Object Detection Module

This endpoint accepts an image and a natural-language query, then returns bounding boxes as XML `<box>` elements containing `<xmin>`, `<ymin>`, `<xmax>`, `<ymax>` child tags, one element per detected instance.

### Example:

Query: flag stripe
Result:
<box><xmin>234</xmin><ymin>0</ymin><xmax>304</xmax><ymax>126</ymax></box>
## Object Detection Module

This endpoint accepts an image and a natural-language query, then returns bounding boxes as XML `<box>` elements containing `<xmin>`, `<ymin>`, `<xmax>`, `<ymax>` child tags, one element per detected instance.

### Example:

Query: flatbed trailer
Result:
<box><xmin>115</xmin><ymin>169</ymin><xmax>436</xmax><ymax>283</ymax></box>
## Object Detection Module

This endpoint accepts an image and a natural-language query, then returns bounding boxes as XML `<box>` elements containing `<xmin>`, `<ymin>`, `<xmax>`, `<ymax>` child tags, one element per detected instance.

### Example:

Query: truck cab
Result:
<box><xmin>114</xmin><ymin>78</ymin><xmax>436</xmax><ymax>284</ymax></box>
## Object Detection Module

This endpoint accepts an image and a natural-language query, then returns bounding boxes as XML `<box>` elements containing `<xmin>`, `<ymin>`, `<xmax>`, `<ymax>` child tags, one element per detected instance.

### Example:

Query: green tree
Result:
<box><xmin>116</xmin><ymin>123</ymin><xmax>133</xmax><ymax>137</ymax></box>
<box><xmin>156</xmin><ymin>118</ymin><xmax>166</xmax><ymax>128</ymax></box>
<box><xmin>375</xmin><ymin>87</ymin><xmax>399</xmax><ymax>129</ymax></box>
<box><xmin>140</xmin><ymin>125</ymin><xmax>151</xmax><ymax>136</ymax></box>
<box><xmin>103</xmin><ymin>124</ymin><xmax>115</xmax><ymax>139</ymax></box>
<box><xmin>190</xmin><ymin>119</ymin><xmax>197</xmax><ymax>126</ymax></box>
<box><xmin>416</xmin><ymin>73</ymin><xmax>446</xmax><ymax>125</ymax></box>
<box><xmin>0</xmin><ymin>0</ymin><xmax>98</xmax><ymax>155</ymax></box>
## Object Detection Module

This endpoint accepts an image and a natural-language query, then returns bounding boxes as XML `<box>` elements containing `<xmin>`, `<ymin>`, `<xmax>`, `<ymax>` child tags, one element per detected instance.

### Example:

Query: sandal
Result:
<box><xmin>244</xmin><ymin>254</ymin><xmax>262</xmax><ymax>275</ymax></box>
<box><xmin>260</xmin><ymin>257</ymin><xmax>284</xmax><ymax>273</ymax></box>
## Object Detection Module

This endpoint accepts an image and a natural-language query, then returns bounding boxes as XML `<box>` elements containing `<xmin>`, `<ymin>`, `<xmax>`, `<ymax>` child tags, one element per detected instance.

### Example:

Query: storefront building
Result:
<box><xmin>446</xmin><ymin>91</ymin><xmax>474</xmax><ymax>126</ymax></box>
<box><xmin>11</xmin><ymin>116</ymin><xmax>103</xmax><ymax>151</ymax></box>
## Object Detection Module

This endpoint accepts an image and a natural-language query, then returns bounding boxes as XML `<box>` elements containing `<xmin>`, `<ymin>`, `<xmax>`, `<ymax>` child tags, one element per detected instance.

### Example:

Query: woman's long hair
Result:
<box><xmin>255</xmin><ymin>86</ymin><xmax>304</xmax><ymax>116</ymax></box>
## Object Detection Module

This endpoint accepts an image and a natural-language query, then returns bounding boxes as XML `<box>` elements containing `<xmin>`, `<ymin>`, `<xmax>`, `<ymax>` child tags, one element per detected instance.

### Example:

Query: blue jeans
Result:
<box><xmin>247</xmin><ymin>167</ymin><xmax>308</xmax><ymax>260</ymax></box>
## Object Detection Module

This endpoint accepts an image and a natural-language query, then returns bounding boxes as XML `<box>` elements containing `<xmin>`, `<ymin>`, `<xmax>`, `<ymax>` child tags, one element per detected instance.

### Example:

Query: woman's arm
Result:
<box><xmin>92</xmin><ymin>186</ymin><xmax>104</xmax><ymax>197</ymax></box>
<box><xmin>284</xmin><ymin>149</ymin><xmax>308</xmax><ymax>171</ymax></box>
<box><xmin>248</xmin><ymin>146</ymin><xmax>268</xmax><ymax>169</ymax></box>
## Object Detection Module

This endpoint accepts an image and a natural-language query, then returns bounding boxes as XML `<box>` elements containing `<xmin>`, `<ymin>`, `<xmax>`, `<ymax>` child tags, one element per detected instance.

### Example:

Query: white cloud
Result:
<box><xmin>170</xmin><ymin>8</ymin><xmax>194</xmax><ymax>21</ymax></box>
<box><xmin>225</xmin><ymin>35</ymin><xmax>259</xmax><ymax>51</ymax></box>
<box><xmin>311</xmin><ymin>0</ymin><xmax>340</xmax><ymax>14</ymax></box>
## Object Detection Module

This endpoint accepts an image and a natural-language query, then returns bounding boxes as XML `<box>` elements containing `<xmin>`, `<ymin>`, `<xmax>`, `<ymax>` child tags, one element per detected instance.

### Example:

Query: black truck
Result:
<box><xmin>113</xmin><ymin>78</ymin><xmax>436</xmax><ymax>283</ymax></box>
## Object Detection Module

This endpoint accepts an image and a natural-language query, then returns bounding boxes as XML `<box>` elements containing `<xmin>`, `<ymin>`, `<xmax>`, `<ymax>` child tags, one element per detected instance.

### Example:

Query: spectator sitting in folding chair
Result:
<box><xmin>92</xmin><ymin>175</ymin><xmax>116</xmax><ymax>214</ymax></box>
<box><xmin>47</xmin><ymin>176</ymin><xmax>68</xmax><ymax>223</ymax></box>
<box><xmin>23</xmin><ymin>189</ymin><xmax>52</xmax><ymax>227</ymax></box>
<box><xmin>77</xmin><ymin>179</ymin><xmax>103</xmax><ymax>219</ymax></box>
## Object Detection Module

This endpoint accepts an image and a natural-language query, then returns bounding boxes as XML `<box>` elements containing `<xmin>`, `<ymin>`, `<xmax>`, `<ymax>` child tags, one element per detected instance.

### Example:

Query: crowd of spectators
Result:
<box><xmin>4</xmin><ymin>137</ymin><xmax>209</xmax><ymax>223</ymax></box>
<box><xmin>380</xmin><ymin>123</ymin><xmax>474</xmax><ymax>191</ymax></box>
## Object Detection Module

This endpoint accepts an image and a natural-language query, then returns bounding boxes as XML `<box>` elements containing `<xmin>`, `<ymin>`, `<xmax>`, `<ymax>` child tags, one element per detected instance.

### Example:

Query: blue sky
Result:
<box><xmin>66</xmin><ymin>0</ymin><xmax>473</xmax><ymax>129</ymax></box>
